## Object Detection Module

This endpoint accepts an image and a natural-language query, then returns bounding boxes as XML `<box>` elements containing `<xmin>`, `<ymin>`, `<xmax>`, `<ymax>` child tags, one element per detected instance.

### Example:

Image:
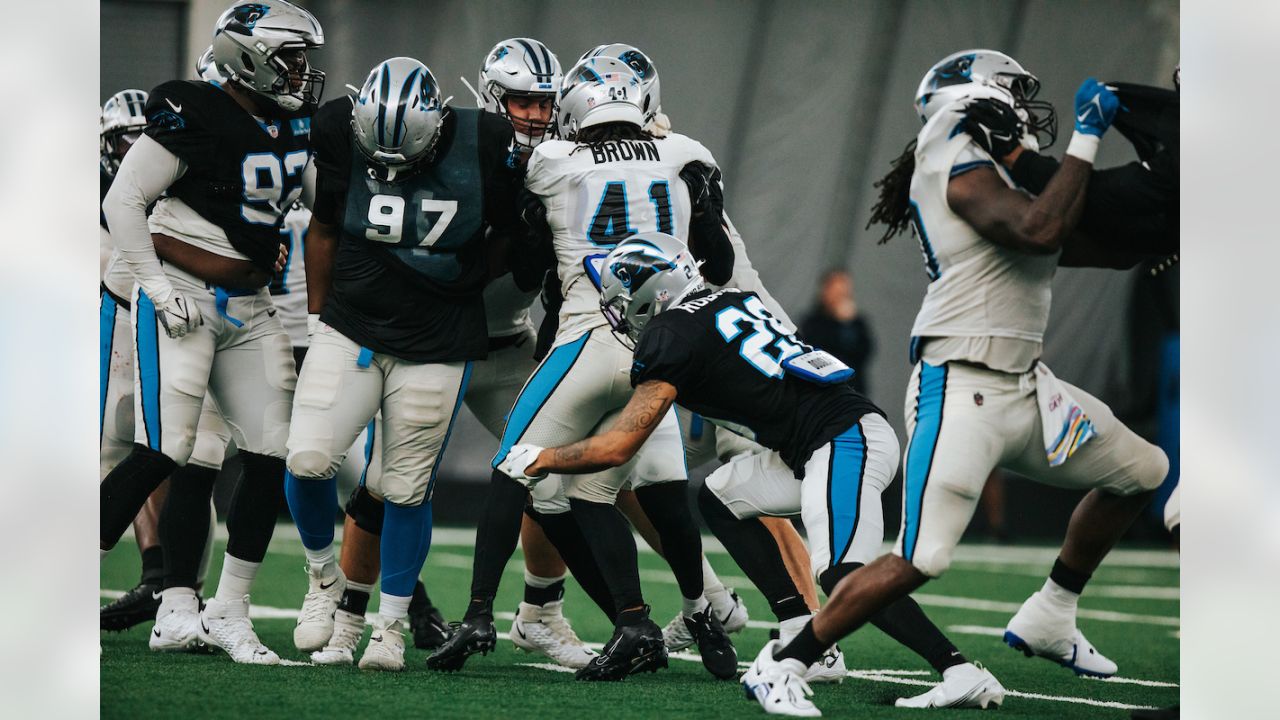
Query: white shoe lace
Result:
<box><xmin>542</xmin><ymin>611</ymin><xmax>586</xmax><ymax>648</ymax></box>
<box><xmin>769</xmin><ymin>670</ymin><xmax>816</xmax><ymax>707</ymax></box>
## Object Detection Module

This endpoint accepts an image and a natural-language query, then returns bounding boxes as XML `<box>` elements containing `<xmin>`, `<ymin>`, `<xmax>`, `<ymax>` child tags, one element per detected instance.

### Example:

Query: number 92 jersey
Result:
<box><xmin>525</xmin><ymin>131</ymin><xmax>716</xmax><ymax>345</ymax></box>
<box><xmin>309</xmin><ymin>98</ymin><xmax>520</xmax><ymax>363</ymax></box>
<box><xmin>631</xmin><ymin>288</ymin><xmax>884</xmax><ymax>475</ymax></box>
<box><xmin>144</xmin><ymin>80</ymin><xmax>312</xmax><ymax>273</ymax></box>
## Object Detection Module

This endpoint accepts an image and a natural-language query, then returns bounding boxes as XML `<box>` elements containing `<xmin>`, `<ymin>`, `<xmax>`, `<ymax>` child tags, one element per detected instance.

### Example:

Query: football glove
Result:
<box><xmin>497</xmin><ymin>443</ymin><xmax>547</xmax><ymax>484</ymax></box>
<box><xmin>961</xmin><ymin>98</ymin><xmax>1022</xmax><ymax>161</ymax></box>
<box><xmin>679</xmin><ymin>161</ymin><xmax>724</xmax><ymax>220</ymax></box>
<box><xmin>519</xmin><ymin>187</ymin><xmax>551</xmax><ymax>243</ymax></box>
<box><xmin>1072</xmin><ymin>78</ymin><xmax>1121</xmax><ymax>137</ymax></box>
<box><xmin>156</xmin><ymin>291</ymin><xmax>202</xmax><ymax>339</ymax></box>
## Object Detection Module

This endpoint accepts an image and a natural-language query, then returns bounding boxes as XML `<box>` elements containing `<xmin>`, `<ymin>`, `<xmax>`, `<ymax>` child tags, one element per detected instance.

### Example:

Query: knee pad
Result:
<box><xmin>189</xmin><ymin>425</ymin><xmax>232</xmax><ymax>470</ymax></box>
<box><xmin>345</xmin><ymin>484</ymin><xmax>385</xmax><ymax>536</ymax></box>
<box><xmin>1135</xmin><ymin>444</ymin><xmax>1171</xmax><ymax>493</ymax></box>
<box><xmin>286</xmin><ymin>447</ymin><xmax>337</xmax><ymax>480</ymax></box>
<box><xmin>904</xmin><ymin>545</ymin><xmax>953</xmax><ymax>579</ymax></box>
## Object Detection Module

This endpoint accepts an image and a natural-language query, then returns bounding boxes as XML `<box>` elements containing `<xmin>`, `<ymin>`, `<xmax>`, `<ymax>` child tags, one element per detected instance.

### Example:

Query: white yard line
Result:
<box><xmin>1090</xmin><ymin>585</ymin><xmax>1179</xmax><ymax>600</ymax></box>
<box><xmin>913</xmin><ymin>593</ymin><xmax>1179</xmax><ymax>627</ymax></box>
<box><xmin>947</xmin><ymin>624</ymin><xmax>1008</xmax><ymax>637</ymax></box>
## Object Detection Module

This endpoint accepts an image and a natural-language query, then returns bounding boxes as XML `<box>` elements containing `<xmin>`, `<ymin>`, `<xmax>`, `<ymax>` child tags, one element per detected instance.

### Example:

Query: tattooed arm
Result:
<box><xmin>525</xmin><ymin>381</ymin><xmax>678</xmax><ymax>476</ymax></box>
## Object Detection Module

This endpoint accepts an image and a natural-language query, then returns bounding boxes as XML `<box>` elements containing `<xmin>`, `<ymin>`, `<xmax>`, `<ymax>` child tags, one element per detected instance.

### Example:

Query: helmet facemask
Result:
<box><xmin>494</xmin><ymin>88</ymin><xmax>557</xmax><ymax>150</ymax></box>
<box><xmin>994</xmin><ymin>71</ymin><xmax>1057</xmax><ymax>149</ymax></box>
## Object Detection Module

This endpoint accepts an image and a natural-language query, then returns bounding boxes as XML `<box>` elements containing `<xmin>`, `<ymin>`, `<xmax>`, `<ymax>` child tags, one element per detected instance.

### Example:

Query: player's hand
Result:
<box><xmin>155</xmin><ymin>291</ymin><xmax>203</xmax><ymax>339</ymax></box>
<box><xmin>679</xmin><ymin>161</ymin><xmax>724</xmax><ymax>220</ymax></box>
<box><xmin>961</xmin><ymin>98</ymin><xmax>1022</xmax><ymax>162</ymax></box>
<box><xmin>1073</xmin><ymin>78</ymin><xmax>1121</xmax><ymax>137</ymax></box>
<box><xmin>498</xmin><ymin>443</ymin><xmax>547</xmax><ymax>483</ymax></box>
<box><xmin>519</xmin><ymin>188</ymin><xmax>551</xmax><ymax>243</ymax></box>
<box><xmin>274</xmin><ymin>242</ymin><xmax>289</xmax><ymax>274</ymax></box>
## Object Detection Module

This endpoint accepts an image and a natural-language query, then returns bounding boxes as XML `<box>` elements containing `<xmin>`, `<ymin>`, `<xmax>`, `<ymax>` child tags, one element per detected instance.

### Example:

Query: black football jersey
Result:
<box><xmin>631</xmin><ymin>289</ymin><xmax>884</xmax><ymax>474</ymax></box>
<box><xmin>143</xmin><ymin>80</ymin><xmax>313</xmax><ymax>273</ymax></box>
<box><xmin>310</xmin><ymin>98</ymin><xmax>521</xmax><ymax>363</ymax></box>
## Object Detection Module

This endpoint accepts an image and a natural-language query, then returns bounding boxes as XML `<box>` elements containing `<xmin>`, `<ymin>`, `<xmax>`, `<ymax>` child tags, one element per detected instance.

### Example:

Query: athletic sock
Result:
<box><xmin>1048</xmin><ymin>557</ymin><xmax>1091</xmax><ymax>598</ymax></box>
<box><xmin>467</xmin><ymin>469</ymin><xmax>531</xmax><ymax>618</ymax></box>
<box><xmin>569</xmin><ymin>497</ymin><xmax>645</xmax><ymax>616</ymax></box>
<box><xmin>214</xmin><ymin>553</ymin><xmax>261</xmax><ymax>603</ymax></box>
<box><xmin>158</xmin><ymin>463</ymin><xmax>218</xmax><ymax>590</ymax></box>
<box><xmin>225</xmin><ymin>452</ymin><xmax>287</xmax><ymax>564</ymax></box>
<box><xmin>774</xmin><ymin>620</ymin><xmax>828</xmax><ymax>668</ymax></box>
<box><xmin>379</xmin><ymin>592</ymin><xmax>412</xmax><ymax>623</ymax></box>
<box><xmin>100</xmin><ymin>444</ymin><xmax>176</xmax><ymax>549</ymax></box>
<box><xmin>702</xmin><ymin>554</ymin><xmax>726</xmax><ymax>596</ymax></box>
<box><xmin>524</xmin><ymin>570</ymin><xmax>566</xmax><ymax>607</ymax></box>
<box><xmin>339</xmin><ymin>580</ymin><xmax>373</xmax><ymax>617</ymax></box>
<box><xmin>682</xmin><ymin>595</ymin><xmax>710</xmax><ymax>617</ymax></box>
<box><xmin>778</xmin><ymin>614</ymin><xmax>814</xmax><ymax>646</ymax></box>
<box><xmin>698</xmin><ymin>483</ymin><xmax>805</xmax><ymax>618</ymax></box>
<box><xmin>140</xmin><ymin>545</ymin><xmax>164</xmax><ymax>586</ymax></box>
<box><xmin>284</xmin><ymin>471</ymin><xmax>339</xmax><ymax>552</ymax></box>
<box><xmin>527</xmin><ymin>508</ymin><xmax>617</xmax><ymax>622</ymax></box>
<box><xmin>634</xmin><ymin>482</ymin><xmax>704</xmax><ymax>599</ymax></box>
<box><xmin>381</xmin><ymin>501</ymin><xmax>433</xmax><ymax>599</ymax></box>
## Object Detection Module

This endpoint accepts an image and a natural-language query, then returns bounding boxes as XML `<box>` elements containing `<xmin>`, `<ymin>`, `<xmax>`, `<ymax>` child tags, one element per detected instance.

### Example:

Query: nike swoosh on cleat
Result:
<box><xmin>166</xmin><ymin>98</ymin><xmax>182</xmax><ymax>113</ymax></box>
<box><xmin>319</xmin><ymin>579</ymin><xmax>337</xmax><ymax>590</ymax></box>
<box><xmin>153</xmin><ymin>628</ymin><xmax>161</xmax><ymax>637</ymax></box>
<box><xmin>201</xmin><ymin>621</ymin><xmax>210</xmax><ymax>634</ymax></box>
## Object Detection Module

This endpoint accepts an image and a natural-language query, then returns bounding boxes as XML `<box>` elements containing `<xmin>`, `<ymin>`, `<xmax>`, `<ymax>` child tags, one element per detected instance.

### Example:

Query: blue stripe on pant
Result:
<box><xmin>135</xmin><ymin>291</ymin><xmax>163</xmax><ymax>452</ymax></box>
<box><xmin>100</xmin><ymin>292</ymin><xmax>118</xmax><ymax>438</ymax></box>
<box><xmin>491</xmin><ymin>332</ymin><xmax>591</xmax><ymax>468</ymax></box>
<box><xmin>902</xmin><ymin>362</ymin><xmax>948</xmax><ymax>562</ymax></box>
<box><xmin>425</xmin><ymin>361</ymin><xmax>473</xmax><ymax>500</ymax></box>
<box><xmin>358</xmin><ymin>418</ymin><xmax>376</xmax><ymax>487</ymax></box>
<box><xmin>827</xmin><ymin>422</ymin><xmax>868</xmax><ymax>569</ymax></box>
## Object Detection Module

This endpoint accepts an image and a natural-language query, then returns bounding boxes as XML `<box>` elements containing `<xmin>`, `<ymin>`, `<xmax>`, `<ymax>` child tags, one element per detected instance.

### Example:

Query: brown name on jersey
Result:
<box><xmin>590</xmin><ymin>139</ymin><xmax>661</xmax><ymax>164</ymax></box>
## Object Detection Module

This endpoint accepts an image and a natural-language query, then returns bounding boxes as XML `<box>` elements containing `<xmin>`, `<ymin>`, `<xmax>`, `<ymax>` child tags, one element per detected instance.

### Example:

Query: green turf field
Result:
<box><xmin>100</xmin><ymin>526</ymin><xmax>1178</xmax><ymax>719</ymax></box>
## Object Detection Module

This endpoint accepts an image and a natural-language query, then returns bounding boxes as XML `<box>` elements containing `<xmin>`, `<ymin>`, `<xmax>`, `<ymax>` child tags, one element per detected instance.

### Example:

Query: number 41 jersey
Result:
<box><xmin>631</xmin><ymin>288</ymin><xmax>884</xmax><ymax>475</ymax></box>
<box><xmin>525</xmin><ymin>132</ymin><xmax>716</xmax><ymax>345</ymax></box>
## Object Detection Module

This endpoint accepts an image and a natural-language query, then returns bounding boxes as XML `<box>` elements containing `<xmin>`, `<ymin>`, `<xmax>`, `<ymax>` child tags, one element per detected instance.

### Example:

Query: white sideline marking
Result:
<box><xmin>1090</xmin><ymin>585</ymin><xmax>1179</xmax><ymax>600</ymax></box>
<box><xmin>913</xmin><ymin>593</ymin><xmax>1179</xmax><ymax>627</ymax></box>
<box><xmin>1083</xmin><ymin>675</ymin><xmax>1180</xmax><ymax>689</ymax></box>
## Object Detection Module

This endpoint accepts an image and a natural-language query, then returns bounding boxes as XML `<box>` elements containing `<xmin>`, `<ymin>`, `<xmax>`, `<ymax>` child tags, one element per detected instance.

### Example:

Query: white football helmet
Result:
<box><xmin>351</xmin><ymin>57</ymin><xmax>446</xmax><ymax>174</ymax></box>
<box><xmin>100</xmin><ymin>89</ymin><xmax>149</xmax><ymax>175</ymax></box>
<box><xmin>599</xmin><ymin>232</ymin><xmax>703</xmax><ymax>346</ymax></box>
<box><xmin>915</xmin><ymin>49</ymin><xmax>1057</xmax><ymax>148</ymax></box>
<box><xmin>580</xmin><ymin>43</ymin><xmax>661</xmax><ymax>125</ymax></box>
<box><xmin>196</xmin><ymin>45</ymin><xmax>226</xmax><ymax>84</ymax></box>
<box><xmin>479</xmin><ymin>38</ymin><xmax>562</xmax><ymax>149</ymax></box>
<box><xmin>210</xmin><ymin>0</ymin><xmax>324</xmax><ymax>113</ymax></box>
<box><xmin>557</xmin><ymin>56</ymin><xmax>644</xmax><ymax>141</ymax></box>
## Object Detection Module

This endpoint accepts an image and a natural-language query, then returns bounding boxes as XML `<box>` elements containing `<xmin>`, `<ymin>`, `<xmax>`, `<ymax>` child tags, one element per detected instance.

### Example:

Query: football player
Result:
<box><xmin>283</xmin><ymin>55</ymin><xmax>522</xmax><ymax>672</ymax></box>
<box><xmin>99</xmin><ymin>0</ymin><xmax>324</xmax><ymax>664</ymax></box>
<box><xmin>738</xmin><ymin>50</ymin><xmax>1170</xmax><ymax>716</ymax></box>
<box><xmin>504</xmin><ymin>233</ymin><xmax>1006</xmax><ymax>712</ymax></box>
<box><xmin>430</xmin><ymin>56</ymin><xmax>737</xmax><ymax>682</ymax></box>
<box><xmin>583</xmin><ymin>41</ymin><xmax>819</xmax><ymax>655</ymax></box>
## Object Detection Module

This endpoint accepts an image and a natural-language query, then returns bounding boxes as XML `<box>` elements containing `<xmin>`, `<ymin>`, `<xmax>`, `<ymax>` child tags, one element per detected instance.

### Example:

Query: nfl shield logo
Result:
<box><xmin>267</xmin><ymin>124</ymin><xmax>279</xmax><ymax>138</ymax></box>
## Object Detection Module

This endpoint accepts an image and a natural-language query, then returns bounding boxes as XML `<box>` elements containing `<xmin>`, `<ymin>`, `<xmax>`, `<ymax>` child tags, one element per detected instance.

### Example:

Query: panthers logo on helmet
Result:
<box><xmin>609</xmin><ymin>250</ymin><xmax>674</xmax><ymax>291</ymax></box>
<box><xmin>618</xmin><ymin>50</ymin><xmax>653</xmax><ymax>80</ymax></box>
<box><xmin>230</xmin><ymin>3</ymin><xmax>270</xmax><ymax>30</ymax></box>
<box><xmin>932</xmin><ymin>53</ymin><xmax>976</xmax><ymax>89</ymax></box>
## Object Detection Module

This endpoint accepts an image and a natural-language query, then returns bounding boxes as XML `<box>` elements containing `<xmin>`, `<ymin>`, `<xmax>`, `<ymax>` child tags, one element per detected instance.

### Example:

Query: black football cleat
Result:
<box><xmin>425</xmin><ymin>615</ymin><xmax>496</xmax><ymax>671</ymax></box>
<box><xmin>575</xmin><ymin>618</ymin><xmax>668</xmax><ymax>681</ymax></box>
<box><xmin>100</xmin><ymin>581</ymin><xmax>162</xmax><ymax>632</ymax></box>
<box><xmin>409</xmin><ymin>602</ymin><xmax>449</xmax><ymax>650</ymax></box>
<box><xmin>683</xmin><ymin>609</ymin><xmax>738</xmax><ymax>680</ymax></box>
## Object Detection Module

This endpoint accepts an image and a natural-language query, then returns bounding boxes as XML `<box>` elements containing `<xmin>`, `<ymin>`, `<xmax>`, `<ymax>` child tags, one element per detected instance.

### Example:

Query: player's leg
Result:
<box><xmin>199</xmin><ymin>300</ymin><xmax>297</xmax><ymax>664</ymax></box>
<box><xmin>149</xmin><ymin>399</ymin><xmax>231</xmax><ymax>651</ymax></box>
<box><xmin>311</xmin><ymin>477</ymin><xmax>381</xmax><ymax>666</ymax></box>
<box><xmin>283</xmin><ymin>328</ymin><xmax>382</xmax><ymax>653</ymax></box>
<box><xmin>1003</xmin><ymin>375</ymin><xmax>1168</xmax><ymax>677</ymax></box>
<box><xmin>527</xmin><ymin>481</ymin><xmax>620</xmax><ymax>623</ymax></box>
<box><xmin>430</xmin><ymin>330</ymin><xmax>608</xmax><ymax>671</ymax></box>
<box><xmin>358</xmin><ymin>358</ymin><xmax>470</xmax><ymax>671</ymax></box>
<box><xmin>760</xmin><ymin>518</ymin><xmax>819</xmax><ymax>610</ymax></box>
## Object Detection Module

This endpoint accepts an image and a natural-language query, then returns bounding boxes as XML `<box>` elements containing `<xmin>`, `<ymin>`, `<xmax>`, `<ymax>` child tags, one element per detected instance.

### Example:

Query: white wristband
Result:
<box><xmin>1065</xmin><ymin>131</ymin><xmax>1100</xmax><ymax>164</ymax></box>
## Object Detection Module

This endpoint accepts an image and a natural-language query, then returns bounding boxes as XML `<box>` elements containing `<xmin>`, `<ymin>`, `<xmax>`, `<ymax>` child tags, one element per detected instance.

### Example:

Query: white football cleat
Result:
<box><xmin>310</xmin><ymin>609</ymin><xmax>365</xmax><ymax>666</ymax></box>
<box><xmin>199</xmin><ymin>595</ymin><xmax>279</xmax><ymax>665</ymax></box>
<box><xmin>510</xmin><ymin>601</ymin><xmax>596</xmax><ymax>669</ymax></box>
<box><xmin>803</xmin><ymin>645</ymin><xmax>847</xmax><ymax>684</ymax></box>
<box><xmin>663</xmin><ymin>611</ymin><xmax>695</xmax><ymax>651</ymax></box>
<box><xmin>294</xmin><ymin>563</ymin><xmax>346</xmax><ymax>652</ymax></box>
<box><xmin>149</xmin><ymin>590</ymin><xmax>202</xmax><ymax>652</ymax></box>
<box><xmin>741</xmin><ymin>640</ymin><xmax>822</xmax><ymax>717</ymax></box>
<box><xmin>1004</xmin><ymin>591</ymin><xmax>1118</xmax><ymax>677</ymax></box>
<box><xmin>709</xmin><ymin>588</ymin><xmax>750</xmax><ymax>635</ymax></box>
<box><xmin>357</xmin><ymin>617</ymin><xmax>405</xmax><ymax>672</ymax></box>
<box><xmin>895</xmin><ymin>662</ymin><xmax>1006</xmax><ymax>709</ymax></box>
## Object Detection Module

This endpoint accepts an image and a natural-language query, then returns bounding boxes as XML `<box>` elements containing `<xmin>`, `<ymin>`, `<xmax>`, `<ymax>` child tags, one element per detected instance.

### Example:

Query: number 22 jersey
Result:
<box><xmin>631</xmin><ymin>288</ymin><xmax>884</xmax><ymax>475</ymax></box>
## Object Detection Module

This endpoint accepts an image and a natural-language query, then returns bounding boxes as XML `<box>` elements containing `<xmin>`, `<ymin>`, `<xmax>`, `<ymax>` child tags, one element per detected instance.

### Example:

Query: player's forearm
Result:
<box><xmin>688</xmin><ymin>213</ymin><xmax>735</xmax><ymax>286</ymax></box>
<box><xmin>304</xmin><ymin>218</ymin><xmax>338</xmax><ymax>313</ymax></box>
<box><xmin>103</xmin><ymin>135</ymin><xmax>186</xmax><ymax>303</ymax></box>
<box><xmin>1014</xmin><ymin>154</ymin><xmax>1091</xmax><ymax>253</ymax></box>
<box><xmin>533</xmin><ymin>434</ymin><xmax>636</xmax><ymax>475</ymax></box>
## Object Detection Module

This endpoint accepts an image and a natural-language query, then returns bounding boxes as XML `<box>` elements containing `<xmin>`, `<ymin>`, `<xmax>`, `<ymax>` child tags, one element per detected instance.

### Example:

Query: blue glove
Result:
<box><xmin>1073</xmin><ymin>78</ymin><xmax>1120</xmax><ymax>136</ymax></box>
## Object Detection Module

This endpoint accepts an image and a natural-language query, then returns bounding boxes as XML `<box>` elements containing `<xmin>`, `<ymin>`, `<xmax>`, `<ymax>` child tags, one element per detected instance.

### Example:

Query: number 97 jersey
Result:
<box><xmin>525</xmin><ymin>131</ymin><xmax>718</xmax><ymax>344</ymax></box>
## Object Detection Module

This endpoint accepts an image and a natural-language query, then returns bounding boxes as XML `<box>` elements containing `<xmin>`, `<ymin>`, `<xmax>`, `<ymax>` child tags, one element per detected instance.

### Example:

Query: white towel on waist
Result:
<box><xmin>1035</xmin><ymin>363</ymin><xmax>1098</xmax><ymax>467</ymax></box>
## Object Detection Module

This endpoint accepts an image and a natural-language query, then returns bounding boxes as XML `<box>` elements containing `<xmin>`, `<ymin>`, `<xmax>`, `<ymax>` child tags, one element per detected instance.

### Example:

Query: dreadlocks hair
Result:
<box><xmin>569</xmin><ymin>122</ymin><xmax>655</xmax><ymax>155</ymax></box>
<box><xmin>866</xmin><ymin>138</ymin><xmax>917</xmax><ymax>244</ymax></box>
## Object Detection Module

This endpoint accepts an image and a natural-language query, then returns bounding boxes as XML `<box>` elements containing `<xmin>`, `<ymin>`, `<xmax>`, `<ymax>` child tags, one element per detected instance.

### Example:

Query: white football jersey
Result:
<box><xmin>525</xmin><ymin>132</ymin><xmax>717</xmax><ymax>344</ymax></box>
<box><xmin>907</xmin><ymin>100</ymin><xmax>1058</xmax><ymax>357</ymax></box>
<box><xmin>101</xmin><ymin>231</ymin><xmax>134</xmax><ymax>300</ymax></box>
<box><xmin>271</xmin><ymin>205</ymin><xmax>310</xmax><ymax>347</ymax></box>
